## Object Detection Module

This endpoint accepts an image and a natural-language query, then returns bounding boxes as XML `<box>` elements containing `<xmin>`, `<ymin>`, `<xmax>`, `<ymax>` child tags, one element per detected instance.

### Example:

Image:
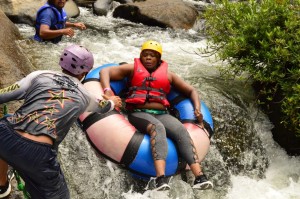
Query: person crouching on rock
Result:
<box><xmin>0</xmin><ymin>44</ymin><xmax>122</xmax><ymax>198</ymax></box>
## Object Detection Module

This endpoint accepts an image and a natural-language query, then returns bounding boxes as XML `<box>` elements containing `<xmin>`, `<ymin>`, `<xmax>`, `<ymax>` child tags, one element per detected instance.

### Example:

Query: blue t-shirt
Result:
<box><xmin>38</xmin><ymin>8</ymin><xmax>57</xmax><ymax>27</ymax></box>
<box><xmin>34</xmin><ymin>5</ymin><xmax>67</xmax><ymax>43</ymax></box>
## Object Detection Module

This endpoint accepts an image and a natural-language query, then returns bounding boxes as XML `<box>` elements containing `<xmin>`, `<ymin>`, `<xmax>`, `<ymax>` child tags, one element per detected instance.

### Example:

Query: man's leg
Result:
<box><xmin>0</xmin><ymin>159</ymin><xmax>8</xmax><ymax>186</ymax></box>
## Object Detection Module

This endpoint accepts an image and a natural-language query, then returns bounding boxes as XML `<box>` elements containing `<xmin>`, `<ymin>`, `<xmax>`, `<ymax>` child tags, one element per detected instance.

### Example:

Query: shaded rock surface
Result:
<box><xmin>112</xmin><ymin>0</ymin><xmax>198</xmax><ymax>29</ymax></box>
<box><xmin>0</xmin><ymin>8</ymin><xmax>33</xmax><ymax>198</ymax></box>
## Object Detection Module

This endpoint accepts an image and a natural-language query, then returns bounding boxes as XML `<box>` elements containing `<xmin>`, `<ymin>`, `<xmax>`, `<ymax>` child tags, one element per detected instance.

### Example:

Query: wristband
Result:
<box><xmin>108</xmin><ymin>100</ymin><xmax>115</xmax><ymax>111</ymax></box>
<box><xmin>103</xmin><ymin>88</ymin><xmax>111</xmax><ymax>93</ymax></box>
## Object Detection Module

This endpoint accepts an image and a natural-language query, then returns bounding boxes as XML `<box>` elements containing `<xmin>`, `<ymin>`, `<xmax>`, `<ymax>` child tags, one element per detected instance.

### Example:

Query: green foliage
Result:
<box><xmin>202</xmin><ymin>0</ymin><xmax>300</xmax><ymax>136</ymax></box>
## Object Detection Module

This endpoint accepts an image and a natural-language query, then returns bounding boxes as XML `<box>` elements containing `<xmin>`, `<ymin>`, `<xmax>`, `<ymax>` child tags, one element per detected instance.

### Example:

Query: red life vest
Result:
<box><xmin>125</xmin><ymin>58</ymin><xmax>171</xmax><ymax>107</ymax></box>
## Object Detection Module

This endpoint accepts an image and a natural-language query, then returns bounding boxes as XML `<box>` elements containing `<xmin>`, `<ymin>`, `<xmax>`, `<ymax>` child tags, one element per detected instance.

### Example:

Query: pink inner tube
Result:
<box><xmin>79</xmin><ymin>81</ymin><xmax>136</xmax><ymax>162</ymax></box>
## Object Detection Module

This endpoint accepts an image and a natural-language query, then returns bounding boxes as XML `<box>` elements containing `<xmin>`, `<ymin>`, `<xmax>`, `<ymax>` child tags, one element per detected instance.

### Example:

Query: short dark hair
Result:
<box><xmin>47</xmin><ymin>0</ymin><xmax>54</xmax><ymax>5</ymax></box>
<box><xmin>48</xmin><ymin>0</ymin><xmax>68</xmax><ymax>5</ymax></box>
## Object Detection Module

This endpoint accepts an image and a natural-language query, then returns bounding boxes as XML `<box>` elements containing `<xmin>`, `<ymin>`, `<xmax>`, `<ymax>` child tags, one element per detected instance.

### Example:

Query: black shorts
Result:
<box><xmin>0</xmin><ymin>118</ymin><xmax>70</xmax><ymax>199</ymax></box>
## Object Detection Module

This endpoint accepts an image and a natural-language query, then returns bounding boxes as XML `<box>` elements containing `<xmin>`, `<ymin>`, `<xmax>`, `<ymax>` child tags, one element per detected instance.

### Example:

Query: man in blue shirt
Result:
<box><xmin>34</xmin><ymin>0</ymin><xmax>86</xmax><ymax>43</ymax></box>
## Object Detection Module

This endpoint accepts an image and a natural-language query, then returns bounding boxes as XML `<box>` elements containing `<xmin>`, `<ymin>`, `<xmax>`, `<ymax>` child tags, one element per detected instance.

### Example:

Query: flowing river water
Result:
<box><xmin>11</xmin><ymin>4</ymin><xmax>300</xmax><ymax>199</ymax></box>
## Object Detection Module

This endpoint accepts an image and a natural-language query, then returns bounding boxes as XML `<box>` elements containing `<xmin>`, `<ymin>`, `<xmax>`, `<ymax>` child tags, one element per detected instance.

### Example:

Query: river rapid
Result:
<box><xmin>13</xmin><ymin>5</ymin><xmax>300</xmax><ymax>199</ymax></box>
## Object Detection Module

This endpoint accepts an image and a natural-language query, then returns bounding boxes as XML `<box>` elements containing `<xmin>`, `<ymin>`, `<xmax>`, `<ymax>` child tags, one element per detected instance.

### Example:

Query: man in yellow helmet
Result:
<box><xmin>100</xmin><ymin>40</ymin><xmax>213</xmax><ymax>190</ymax></box>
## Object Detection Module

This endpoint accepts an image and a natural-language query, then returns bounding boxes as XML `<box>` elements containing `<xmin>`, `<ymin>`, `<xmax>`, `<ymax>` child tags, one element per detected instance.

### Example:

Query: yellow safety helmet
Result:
<box><xmin>141</xmin><ymin>40</ymin><xmax>162</xmax><ymax>56</ymax></box>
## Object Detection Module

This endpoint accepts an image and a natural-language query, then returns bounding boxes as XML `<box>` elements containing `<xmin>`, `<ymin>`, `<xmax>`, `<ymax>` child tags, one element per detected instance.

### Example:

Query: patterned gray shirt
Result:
<box><xmin>0</xmin><ymin>70</ymin><xmax>113</xmax><ymax>148</ymax></box>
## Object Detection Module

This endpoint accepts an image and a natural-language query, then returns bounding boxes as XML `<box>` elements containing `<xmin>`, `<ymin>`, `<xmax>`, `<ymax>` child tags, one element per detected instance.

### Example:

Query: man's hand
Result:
<box><xmin>103</xmin><ymin>94</ymin><xmax>122</xmax><ymax>108</ymax></box>
<box><xmin>62</xmin><ymin>28</ymin><xmax>75</xmax><ymax>37</ymax></box>
<box><xmin>74</xmin><ymin>22</ymin><xmax>86</xmax><ymax>30</ymax></box>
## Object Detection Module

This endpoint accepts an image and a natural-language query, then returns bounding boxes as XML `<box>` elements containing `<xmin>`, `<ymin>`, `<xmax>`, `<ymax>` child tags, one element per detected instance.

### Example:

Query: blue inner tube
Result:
<box><xmin>83</xmin><ymin>63</ymin><xmax>214</xmax><ymax>179</ymax></box>
<box><xmin>83</xmin><ymin>63</ymin><xmax>128</xmax><ymax>96</ymax></box>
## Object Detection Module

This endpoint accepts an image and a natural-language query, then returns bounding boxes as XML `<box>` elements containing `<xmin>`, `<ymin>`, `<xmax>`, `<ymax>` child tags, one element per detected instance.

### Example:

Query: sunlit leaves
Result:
<box><xmin>202</xmin><ymin>0</ymin><xmax>300</xmax><ymax>136</ymax></box>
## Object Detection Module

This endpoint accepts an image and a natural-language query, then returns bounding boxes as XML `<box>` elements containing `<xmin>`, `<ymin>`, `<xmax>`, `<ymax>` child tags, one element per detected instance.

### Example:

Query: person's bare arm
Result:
<box><xmin>100</xmin><ymin>64</ymin><xmax>133</xmax><ymax>96</ymax></box>
<box><xmin>169</xmin><ymin>72</ymin><xmax>203</xmax><ymax>125</ymax></box>
<box><xmin>39</xmin><ymin>24</ymin><xmax>74</xmax><ymax>40</ymax></box>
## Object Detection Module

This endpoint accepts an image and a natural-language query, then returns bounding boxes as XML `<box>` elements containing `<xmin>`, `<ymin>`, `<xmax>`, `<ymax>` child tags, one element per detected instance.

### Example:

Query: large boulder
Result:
<box><xmin>93</xmin><ymin>0</ymin><xmax>113</xmax><ymax>16</ymax></box>
<box><xmin>112</xmin><ymin>0</ymin><xmax>198</xmax><ymax>29</ymax></box>
<box><xmin>74</xmin><ymin>0</ymin><xmax>96</xmax><ymax>7</ymax></box>
<box><xmin>92</xmin><ymin>0</ymin><xmax>133</xmax><ymax>16</ymax></box>
<box><xmin>0</xmin><ymin>0</ymin><xmax>80</xmax><ymax>26</ymax></box>
<box><xmin>0</xmin><ymin>9</ymin><xmax>32</xmax><ymax>88</ymax></box>
<box><xmin>0</xmin><ymin>8</ymin><xmax>32</xmax><ymax>115</ymax></box>
<box><xmin>74</xmin><ymin>0</ymin><xmax>131</xmax><ymax>8</ymax></box>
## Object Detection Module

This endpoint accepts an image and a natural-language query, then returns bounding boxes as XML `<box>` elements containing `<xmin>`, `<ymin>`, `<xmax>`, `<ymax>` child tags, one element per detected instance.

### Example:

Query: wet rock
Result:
<box><xmin>113</xmin><ymin>0</ymin><xmax>198</xmax><ymax>29</ymax></box>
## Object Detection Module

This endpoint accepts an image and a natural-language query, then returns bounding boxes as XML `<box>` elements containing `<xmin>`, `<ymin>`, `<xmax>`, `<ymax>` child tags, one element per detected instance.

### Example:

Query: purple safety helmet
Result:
<box><xmin>59</xmin><ymin>44</ymin><xmax>94</xmax><ymax>75</ymax></box>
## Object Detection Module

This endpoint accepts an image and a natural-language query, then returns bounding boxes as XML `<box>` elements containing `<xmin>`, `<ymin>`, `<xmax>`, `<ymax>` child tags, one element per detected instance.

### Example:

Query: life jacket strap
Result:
<box><xmin>133</xmin><ymin>109</ymin><xmax>168</xmax><ymax>115</ymax></box>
